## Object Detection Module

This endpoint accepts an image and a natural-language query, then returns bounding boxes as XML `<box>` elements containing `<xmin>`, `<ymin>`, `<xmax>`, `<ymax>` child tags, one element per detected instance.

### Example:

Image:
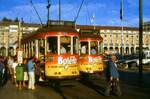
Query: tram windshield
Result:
<box><xmin>80</xmin><ymin>41</ymin><xmax>98</xmax><ymax>55</ymax></box>
<box><xmin>60</xmin><ymin>36</ymin><xmax>71</xmax><ymax>54</ymax></box>
<box><xmin>90</xmin><ymin>41</ymin><xmax>98</xmax><ymax>55</ymax></box>
<box><xmin>60</xmin><ymin>36</ymin><xmax>78</xmax><ymax>54</ymax></box>
<box><xmin>46</xmin><ymin>36</ymin><xmax>78</xmax><ymax>54</ymax></box>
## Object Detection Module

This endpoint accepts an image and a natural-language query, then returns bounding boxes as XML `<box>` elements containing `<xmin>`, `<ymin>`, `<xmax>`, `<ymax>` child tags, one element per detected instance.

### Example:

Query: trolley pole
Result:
<box><xmin>18</xmin><ymin>20</ymin><xmax>21</xmax><ymax>49</ymax></box>
<box><xmin>59</xmin><ymin>0</ymin><xmax>61</xmax><ymax>22</ymax></box>
<box><xmin>139</xmin><ymin>0</ymin><xmax>143</xmax><ymax>79</ymax></box>
<box><xmin>47</xmin><ymin>0</ymin><xmax>51</xmax><ymax>25</ymax></box>
<box><xmin>120</xmin><ymin>0</ymin><xmax>124</xmax><ymax>55</ymax></box>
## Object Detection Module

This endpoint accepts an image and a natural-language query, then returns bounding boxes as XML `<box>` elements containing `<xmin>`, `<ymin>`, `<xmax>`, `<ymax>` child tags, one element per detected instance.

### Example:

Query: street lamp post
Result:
<box><xmin>139</xmin><ymin>0</ymin><xmax>143</xmax><ymax>78</ymax></box>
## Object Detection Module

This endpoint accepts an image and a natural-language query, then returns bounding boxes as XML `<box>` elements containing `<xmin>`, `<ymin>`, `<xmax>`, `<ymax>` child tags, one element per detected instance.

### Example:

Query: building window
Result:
<box><xmin>104</xmin><ymin>35</ymin><xmax>107</xmax><ymax>37</ymax></box>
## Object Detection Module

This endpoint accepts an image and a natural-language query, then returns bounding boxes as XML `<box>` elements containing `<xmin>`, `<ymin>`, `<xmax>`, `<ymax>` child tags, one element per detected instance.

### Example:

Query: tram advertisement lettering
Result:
<box><xmin>88</xmin><ymin>56</ymin><xmax>101</xmax><ymax>63</ymax></box>
<box><xmin>58</xmin><ymin>56</ymin><xmax>77</xmax><ymax>64</ymax></box>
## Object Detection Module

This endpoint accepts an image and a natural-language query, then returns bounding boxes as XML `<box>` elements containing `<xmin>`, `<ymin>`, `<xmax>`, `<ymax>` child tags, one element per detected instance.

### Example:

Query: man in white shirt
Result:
<box><xmin>60</xmin><ymin>45</ymin><xmax>66</xmax><ymax>54</ymax></box>
<box><xmin>81</xmin><ymin>45</ymin><xmax>86</xmax><ymax>54</ymax></box>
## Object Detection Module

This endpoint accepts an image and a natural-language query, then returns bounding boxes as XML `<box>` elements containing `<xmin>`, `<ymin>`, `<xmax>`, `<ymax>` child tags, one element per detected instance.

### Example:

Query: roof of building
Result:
<box><xmin>76</xmin><ymin>25</ymin><xmax>138</xmax><ymax>31</ymax></box>
<box><xmin>144</xmin><ymin>21</ymin><xmax>150</xmax><ymax>26</ymax></box>
<box><xmin>0</xmin><ymin>21</ymin><xmax>139</xmax><ymax>31</ymax></box>
<box><xmin>0</xmin><ymin>21</ymin><xmax>40</xmax><ymax>27</ymax></box>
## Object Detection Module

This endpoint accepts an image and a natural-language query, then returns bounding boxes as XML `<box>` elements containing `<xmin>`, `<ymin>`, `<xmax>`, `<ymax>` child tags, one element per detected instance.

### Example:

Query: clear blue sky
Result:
<box><xmin>0</xmin><ymin>0</ymin><xmax>149</xmax><ymax>27</ymax></box>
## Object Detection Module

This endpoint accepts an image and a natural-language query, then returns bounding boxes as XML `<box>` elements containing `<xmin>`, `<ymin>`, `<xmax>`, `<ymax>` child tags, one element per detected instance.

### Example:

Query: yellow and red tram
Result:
<box><xmin>79</xmin><ymin>33</ymin><xmax>104</xmax><ymax>74</ymax></box>
<box><xmin>22</xmin><ymin>21</ymin><xmax>80</xmax><ymax>80</ymax></box>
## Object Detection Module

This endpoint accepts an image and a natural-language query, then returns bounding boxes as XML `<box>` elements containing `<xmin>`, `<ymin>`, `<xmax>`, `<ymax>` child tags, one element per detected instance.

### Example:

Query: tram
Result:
<box><xmin>78</xmin><ymin>30</ymin><xmax>104</xmax><ymax>76</ymax></box>
<box><xmin>21</xmin><ymin>21</ymin><xmax>80</xmax><ymax>80</ymax></box>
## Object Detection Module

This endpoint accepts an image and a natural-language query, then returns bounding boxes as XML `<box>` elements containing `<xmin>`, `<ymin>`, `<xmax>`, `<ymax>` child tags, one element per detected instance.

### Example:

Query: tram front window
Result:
<box><xmin>60</xmin><ymin>36</ymin><xmax>71</xmax><ymax>54</ymax></box>
<box><xmin>81</xmin><ymin>42</ymin><xmax>88</xmax><ymax>54</ymax></box>
<box><xmin>90</xmin><ymin>41</ymin><xmax>98</xmax><ymax>55</ymax></box>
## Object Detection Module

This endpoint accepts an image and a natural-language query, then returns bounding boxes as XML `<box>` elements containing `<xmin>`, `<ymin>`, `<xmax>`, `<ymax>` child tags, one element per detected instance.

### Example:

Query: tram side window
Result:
<box><xmin>40</xmin><ymin>46</ymin><xmax>44</xmax><ymax>55</ymax></box>
<box><xmin>47</xmin><ymin>37</ymin><xmax>57</xmax><ymax>53</ymax></box>
<box><xmin>81</xmin><ymin>42</ymin><xmax>88</xmax><ymax>54</ymax></box>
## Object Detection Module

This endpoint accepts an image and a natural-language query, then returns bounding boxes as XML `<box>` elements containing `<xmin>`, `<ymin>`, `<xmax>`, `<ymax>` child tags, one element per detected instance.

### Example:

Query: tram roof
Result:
<box><xmin>22</xmin><ymin>21</ymin><xmax>79</xmax><ymax>42</ymax></box>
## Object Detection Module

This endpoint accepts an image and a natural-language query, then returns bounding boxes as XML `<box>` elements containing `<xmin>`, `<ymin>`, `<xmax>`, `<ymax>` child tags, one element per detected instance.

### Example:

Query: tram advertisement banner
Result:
<box><xmin>17</xmin><ymin>50</ymin><xmax>23</xmax><ymax>64</ymax></box>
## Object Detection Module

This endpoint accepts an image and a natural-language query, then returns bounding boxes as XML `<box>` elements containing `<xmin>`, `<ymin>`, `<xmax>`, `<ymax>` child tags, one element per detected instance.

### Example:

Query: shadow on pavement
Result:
<box><xmin>119</xmin><ymin>71</ymin><xmax>150</xmax><ymax>89</ymax></box>
<box><xmin>79</xmin><ymin>79</ymin><xmax>105</xmax><ymax>96</ymax></box>
<box><xmin>37</xmin><ymin>81</ymin><xmax>72</xmax><ymax>99</ymax></box>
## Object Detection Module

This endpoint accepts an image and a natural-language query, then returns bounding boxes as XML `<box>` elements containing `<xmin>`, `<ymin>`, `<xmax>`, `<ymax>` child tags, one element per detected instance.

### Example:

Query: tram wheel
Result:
<box><xmin>80</xmin><ymin>72</ymin><xmax>90</xmax><ymax>81</ymax></box>
<box><xmin>50</xmin><ymin>80</ymin><xmax>61</xmax><ymax>91</ymax></box>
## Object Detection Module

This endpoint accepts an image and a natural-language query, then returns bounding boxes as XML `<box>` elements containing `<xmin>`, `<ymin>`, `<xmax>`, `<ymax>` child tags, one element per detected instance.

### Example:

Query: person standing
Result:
<box><xmin>23</xmin><ymin>59</ymin><xmax>28</xmax><ymax>88</ymax></box>
<box><xmin>104</xmin><ymin>54</ymin><xmax>122</xmax><ymax>96</ymax></box>
<box><xmin>7</xmin><ymin>56</ymin><xmax>14</xmax><ymax>82</ymax></box>
<box><xmin>12</xmin><ymin>59</ymin><xmax>18</xmax><ymax>86</ymax></box>
<box><xmin>16</xmin><ymin>63</ymin><xmax>24</xmax><ymax>90</ymax></box>
<box><xmin>0</xmin><ymin>60</ymin><xmax>4</xmax><ymax>87</ymax></box>
<box><xmin>27</xmin><ymin>57</ymin><xmax>35</xmax><ymax>90</ymax></box>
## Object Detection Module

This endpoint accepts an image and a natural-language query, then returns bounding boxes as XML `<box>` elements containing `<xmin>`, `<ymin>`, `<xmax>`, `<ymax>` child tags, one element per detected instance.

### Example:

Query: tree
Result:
<box><xmin>14</xmin><ymin>17</ymin><xmax>19</xmax><ymax>22</ymax></box>
<box><xmin>2</xmin><ymin>17</ymin><xmax>12</xmax><ymax>22</ymax></box>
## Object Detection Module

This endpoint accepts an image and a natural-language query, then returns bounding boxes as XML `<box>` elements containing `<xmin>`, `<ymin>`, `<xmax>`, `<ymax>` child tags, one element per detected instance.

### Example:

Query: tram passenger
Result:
<box><xmin>91</xmin><ymin>47</ymin><xmax>97</xmax><ymax>54</ymax></box>
<box><xmin>81</xmin><ymin>45</ymin><xmax>87</xmax><ymax>54</ymax></box>
<box><xmin>60</xmin><ymin>45</ymin><xmax>66</xmax><ymax>54</ymax></box>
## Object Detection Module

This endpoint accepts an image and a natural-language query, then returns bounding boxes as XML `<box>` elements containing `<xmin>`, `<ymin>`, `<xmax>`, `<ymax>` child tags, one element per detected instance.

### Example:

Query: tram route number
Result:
<box><xmin>58</xmin><ymin>56</ymin><xmax>77</xmax><ymax>64</ymax></box>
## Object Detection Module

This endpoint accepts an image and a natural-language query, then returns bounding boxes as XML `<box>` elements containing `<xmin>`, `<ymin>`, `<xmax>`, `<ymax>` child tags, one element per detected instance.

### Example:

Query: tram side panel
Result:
<box><xmin>79</xmin><ymin>55</ymin><xmax>104</xmax><ymax>74</ymax></box>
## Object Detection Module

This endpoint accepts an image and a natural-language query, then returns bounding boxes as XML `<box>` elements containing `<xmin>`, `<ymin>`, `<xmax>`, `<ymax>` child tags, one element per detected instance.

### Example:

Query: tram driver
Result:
<box><xmin>91</xmin><ymin>47</ymin><xmax>97</xmax><ymax>54</ymax></box>
<box><xmin>60</xmin><ymin>45</ymin><xmax>66</xmax><ymax>54</ymax></box>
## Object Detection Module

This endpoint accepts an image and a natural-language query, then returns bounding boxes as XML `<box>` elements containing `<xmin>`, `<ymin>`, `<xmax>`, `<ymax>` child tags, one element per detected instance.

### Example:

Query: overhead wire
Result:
<box><xmin>29</xmin><ymin>0</ymin><xmax>43</xmax><ymax>26</ymax></box>
<box><xmin>74</xmin><ymin>0</ymin><xmax>85</xmax><ymax>23</ymax></box>
<box><xmin>85</xmin><ymin>0</ymin><xmax>92</xmax><ymax>25</ymax></box>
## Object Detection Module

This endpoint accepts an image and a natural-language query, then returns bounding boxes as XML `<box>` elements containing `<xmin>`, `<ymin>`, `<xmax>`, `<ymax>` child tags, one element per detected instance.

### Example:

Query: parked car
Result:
<box><xmin>136</xmin><ymin>51</ymin><xmax>150</xmax><ymax>66</ymax></box>
<box><xmin>116</xmin><ymin>54</ymin><xmax>139</xmax><ymax>69</ymax></box>
<box><xmin>117</xmin><ymin>52</ymin><xmax>150</xmax><ymax>69</ymax></box>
